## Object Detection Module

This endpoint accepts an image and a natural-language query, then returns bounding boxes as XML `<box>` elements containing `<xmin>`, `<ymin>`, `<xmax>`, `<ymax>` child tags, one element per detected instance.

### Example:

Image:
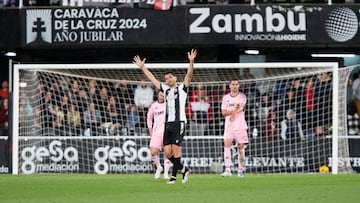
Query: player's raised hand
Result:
<box><xmin>188</xmin><ymin>49</ymin><xmax>197</xmax><ymax>61</ymax></box>
<box><xmin>133</xmin><ymin>55</ymin><xmax>146</xmax><ymax>69</ymax></box>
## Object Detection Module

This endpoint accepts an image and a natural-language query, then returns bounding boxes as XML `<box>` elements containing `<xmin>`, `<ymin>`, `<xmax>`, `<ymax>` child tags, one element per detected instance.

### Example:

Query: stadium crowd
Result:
<box><xmin>1</xmin><ymin>69</ymin><xmax>336</xmax><ymax>142</ymax></box>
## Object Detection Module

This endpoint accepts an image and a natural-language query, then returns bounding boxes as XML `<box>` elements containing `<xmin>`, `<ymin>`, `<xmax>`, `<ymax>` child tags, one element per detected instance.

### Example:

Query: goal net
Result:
<box><xmin>12</xmin><ymin>62</ymin><xmax>354</xmax><ymax>175</ymax></box>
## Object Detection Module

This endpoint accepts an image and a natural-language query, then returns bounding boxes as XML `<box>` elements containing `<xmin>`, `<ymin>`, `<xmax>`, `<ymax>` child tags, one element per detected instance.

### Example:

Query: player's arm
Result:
<box><xmin>148</xmin><ymin>128</ymin><xmax>153</xmax><ymax>137</ymax></box>
<box><xmin>184</xmin><ymin>49</ymin><xmax>197</xmax><ymax>87</ymax></box>
<box><xmin>221</xmin><ymin>104</ymin><xmax>243</xmax><ymax>117</ymax></box>
<box><xmin>133</xmin><ymin>55</ymin><xmax>161</xmax><ymax>90</ymax></box>
<box><xmin>280</xmin><ymin>120</ymin><xmax>287</xmax><ymax>140</ymax></box>
<box><xmin>221</xmin><ymin>109</ymin><xmax>235</xmax><ymax>117</ymax></box>
<box><xmin>147</xmin><ymin>104</ymin><xmax>154</xmax><ymax>137</ymax></box>
<box><xmin>221</xmin><ymin>96</ymin><xmax>234</xmax><ymax>117</ymax></box>
<box><xmin>298</xmin><ymin>121</ymin><xmax>305</xmax><ymax>140</ymax></box>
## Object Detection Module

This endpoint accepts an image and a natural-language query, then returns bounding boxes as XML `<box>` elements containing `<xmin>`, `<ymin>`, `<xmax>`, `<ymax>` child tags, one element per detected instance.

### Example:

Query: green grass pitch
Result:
<box><xmin>0</xmin><ymin>173</ymin><xmax>359</xmax><ymax>203</ymax></box>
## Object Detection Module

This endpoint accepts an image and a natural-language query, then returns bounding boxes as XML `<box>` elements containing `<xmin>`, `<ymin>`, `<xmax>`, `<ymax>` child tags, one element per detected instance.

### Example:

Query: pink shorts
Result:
<box><xmin>224</xmin><ymin>129</ymin><xmax>249</xmax><ymax>144</ymax></box>
<box><xmin>149</xmin><ymin>134</ymin><xmax>164</xmax><ymax>151</ymax></box>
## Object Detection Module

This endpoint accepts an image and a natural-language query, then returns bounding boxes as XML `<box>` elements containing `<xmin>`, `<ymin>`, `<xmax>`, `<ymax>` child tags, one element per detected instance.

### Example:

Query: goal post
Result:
<box><xmin>11</xmin><ymin>62</ymin><xmax>353</xmax><ymax>175</ymax></box>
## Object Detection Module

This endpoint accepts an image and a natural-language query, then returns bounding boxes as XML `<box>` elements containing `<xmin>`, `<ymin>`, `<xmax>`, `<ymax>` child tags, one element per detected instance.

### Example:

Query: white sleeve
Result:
<box><xmin>134</xmin><ymin>89</ymin><xmax>140</xmax><ymax>106</ymax></box>
<box><xmin>160</xmin><ymin>83</ymin><xmax>169</xmax><ymax>93</ymax></box>
<box><xmin>298</xmin><ymin>121</ymin><xmax>304</xmax><ymax>139</ymax></box>
<box><xmin>280</xmin><ymin>120</ymin><xmax>287</xmax><ymax>140</ymax></box>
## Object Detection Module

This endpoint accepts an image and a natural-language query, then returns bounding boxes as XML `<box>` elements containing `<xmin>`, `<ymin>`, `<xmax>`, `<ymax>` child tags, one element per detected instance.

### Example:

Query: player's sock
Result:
<box><xmin>238</xmin><ymin>147</ymin><xmax>245</xmax><ymax>172</ymax></box>
<box><xmin>170</xmin><ymin>157</ymin><xmax>178</xmax><ymax>177</ymax></box>
<box><xmin>171</xmin><ymin>157</ymin><xmax>182</xmax><ymax>178</ymax></box>
<box><xmin>164</xmin><ymin>158</ymin><xmax>172</xmax><ymax>175</ymax></box>
<box><xmin>224</xmin><ymin>147</ymin><xmax>231</xmax><ymax>170</ymax></box>
<box><xmin>151</xmin><ymin>155</ymin><xmax>161</xmax><ymax>168</ymax></box>
<box><xmin>169</xmin><ymin>156</ymin><xmax>175</xmax><ymax>176</ymax></box>
<box><xmin>169</xmin><ymin>156</ymin><xmax>175</xmax><ymax>164</ymax></box>
<box><xmin>173</xmin><ymin>158</ymin><xmax>190</xmax><ymax>182</ymax></box>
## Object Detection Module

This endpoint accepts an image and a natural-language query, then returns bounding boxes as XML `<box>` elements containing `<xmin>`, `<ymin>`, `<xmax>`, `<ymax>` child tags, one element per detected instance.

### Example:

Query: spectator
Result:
<box><xmin>352</xmin><ymin>72</ymin><xmax>360</xmax><ymax>121</ymax></box>
<box><xmin>240</xmin><ymin>68</ymin><xmax>255</xmax><ymax>80</ymax></box>
<box><xmin>75</xmin><ymin>88</ymin><xmax>90</xmax><ymax>112</ymax></box>
<box><xmin>69</xmin><ymin>87</ymin><xmax>89</xmax><ymax>129</ymax></box>
<box><xmin>257</xmin><ymin>92</ymin><xmax>274</xmax><ymax>124</ymax></box>
<box><xmin>187</xmin><ymin>91</ymin><xmax>212</xmax><ymax>136</ymax></box>
<box><xmin>116</xmin><ymin>82</ymin><xmax>134</xmax><ymax>109</ymax></box>
<box><xmin>41</xmin><ymin>91</ymin><xmax>55</xmax><ymax>129</ymax></box>
<box><xmin>53</xmin><ymin>105</ymin><xmax>63</xmax><ymax>124</ymax></box>
<box><xmin>277</xmin><ymin>87</ymin><xmax>301</xmax><ymax>121</ymax></box>
<box><xmin>0</xmin><ymin>80</ymin><xmax>9</xmax><ymax>100</ymax></box>
<box><xmin>67</xmin><ymin>104</ymin><xmax>81</xmax><ymax>136</ymax></box>
<box><xmin>256</xmin><ymin>70</ymin><xmax>276</xmax><ymax>106</ymax></box>
<box><xmin>134</xmin><ymin>79</ymin><xmax>154</xmax><ymax>108</ymax></box>
<box><xmin>50</xmin><ymin>79</ymin><xmax>64</xmax><ymax>107</ymax></box>
<box><xmin>274</xmin><ymin>79</ymin><xmax>288</xmax><ymax>104</ymax></box>
<box><xmin>306</xmin><ymin>125</ymin><xmax>326</xmax><ymax>138</ymax></box>
<box><xmin>314</xmin><ymin>72</ymin><xmax>332</xmax><ymax>130</ymax></box>
<box><xmin>190</xmin><ymin>83</ymin><xmax>208</xmax><ymax>102</ymax></box>
<box><xmin>134</xmin><ymin>79</ymin><xmax>154</xmax><ymax>132</ymax></box>
<box><xmin>60</xmin><ymin>94</ymin><xmax>70</xmax><ymax>117</ymax></box>
<box><xmin>0</xmin><ymin>98</ymin><xmax>9</xmax><ymax>136</ymax></box>
<box><xmin>98</xmin><ymin>87</ymin><xmax>109</xmax><ymax>124</ymax></box>
<box><xmin>280</xmin><ymin>109</ymin><xmax>304</xmax><ymax>142</ymax></box>
<box><xmin>241</xmin><ymin>81</ymin><xmax>260</xmax><ymax>132</ymax></box>
<box><xmin>20</xmin><ymin>97</ymin><xmax>34</xmax><ymax>117</ymax></box>
<box><xmin>304</xmin><ymin>78</ymin><xmax>315</xmax><ymax>133</ymax></box>
<box><xmin>19</xmin><ymin>104</ymin><xmax>30</xmax><ymax>136</ymax></box>
<box><xmin>304</xmin><ymin>78</ymin><xmax>315</xmax><ymax>113</ymax></box>
<box><xmin>338</xmin><ymin>57</ymin><xmax>345</xmax><ymax>68</ymax></box>
<box><xmin>291</xmin><ymin>78</ymin><xmax>306</xmax><ymax>122</ymax></box>
<box><xmin>208</xmin><ymin>83</ymin><xmax>228</xmax><ymax>136</ymax></box>
<box><xmin>30</xmin><ymin>107</ymin><xmax>42</xmax><ymax>135</ymax></box>
<box><xmin>262</xmin><ymin>109</ymin><xmax>277</xmax><ymax>140</ymax></box>
<box><xmin>125</xmin><ymin>104</ymin><xmax>139</xmax><ymax>135</ymax></box>
<box><xmin>83</xmin><ymin>102</ymin><xmax>101</xmax><ymax>136</ymax></box>
<box><xmin>37</xmin><ymin>82</ymin><xmax>46</xmax><ymax>102</ymax></box>
<box><xmin>115</xmin><ymin>82</ymin><xmax>135</xmax><ymax>129</ymax></box>
<box><xmin>88</xmin><ymin>79</ymin><xmax>99</xmax><ymax>92</ymax></box>
<box><xmin>88</xmin><ymin>86</ymin><xmax>99</xmax><ymax>104</ymax></box>
<box><xmin>347</xmin><ymin>78</ymin><xmax>356</xmax><ymax>115</ymax></box>
<box><xmin>103</xmin><ymin>95</ymin><xmax>123</xmax><ymax>135</ymax></box>
<box><xmin>69</xmin><ymin>80</ymin><xmax>80</xmax><ymax>102</ymax></box>
<box><xmin>291</xmin><ymin>78</ymin><xmax>305</xmax><ymax>106</ymax></box>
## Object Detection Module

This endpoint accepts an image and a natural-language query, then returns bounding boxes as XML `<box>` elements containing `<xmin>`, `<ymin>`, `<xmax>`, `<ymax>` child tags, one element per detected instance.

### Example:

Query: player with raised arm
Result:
<box><xmin>133</xmin><ymin>49</ymin><xmax>197</xmax><ymax>184</ymax></box>
<box><xmin>220</xmin><ymin>79</ymin><xmax>248</xmax><ymax>178</ymax></box>
<box><xmin>147</xmin><ymin>90</ymin><xmax>172</xmax><ymax>179</ymax></box>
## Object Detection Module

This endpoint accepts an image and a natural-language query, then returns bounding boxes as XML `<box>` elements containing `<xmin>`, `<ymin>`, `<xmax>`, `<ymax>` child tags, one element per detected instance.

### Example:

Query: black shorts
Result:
<box><xmin>163</xmin><ymin>121</ymin><xmax>186</xmax><ymax>146</ymax></box>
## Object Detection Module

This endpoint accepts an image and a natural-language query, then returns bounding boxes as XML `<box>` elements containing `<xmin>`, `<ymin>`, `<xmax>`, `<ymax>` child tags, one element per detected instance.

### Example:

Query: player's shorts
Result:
<box><xmin>163</xmin><ymin>121</ymin><xmax>186</xmax><ymax>146</ymax></box>
<box><xmin>224</xmin><ymin>129</ymin><xmax>249</xmax><ymax>144</ymax></box>
<box><xmin>149</xmin><ymin>133</ymin><xmax>164</xmax><ymax>151</ymax></box>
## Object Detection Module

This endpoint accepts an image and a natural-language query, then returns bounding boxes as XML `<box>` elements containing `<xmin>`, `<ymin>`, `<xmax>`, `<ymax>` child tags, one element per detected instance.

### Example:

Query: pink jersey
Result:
<box><xmin>221</xmin><ymin>92</ymin><xmax>248</xmax><ymax>132</ymax></box>
<box><xmin>147</xmin><ymin>101</ymin><xmax>165</xmax><ymax>137</ymax></box>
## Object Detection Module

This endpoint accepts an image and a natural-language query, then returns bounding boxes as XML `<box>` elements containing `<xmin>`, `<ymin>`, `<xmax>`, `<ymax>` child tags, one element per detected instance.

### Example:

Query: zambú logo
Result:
<box><xmin>325</xmin><ymin>7</ymin><xmax>359</xmax><ymax>42</ymax></box>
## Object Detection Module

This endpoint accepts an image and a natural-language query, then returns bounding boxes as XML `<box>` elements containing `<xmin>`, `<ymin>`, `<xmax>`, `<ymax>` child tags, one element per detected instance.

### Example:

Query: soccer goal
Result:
<box><xmin>11</xmin><ymin>62</ymin><xmax>355</xmax><ymax>175</ymax></box>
